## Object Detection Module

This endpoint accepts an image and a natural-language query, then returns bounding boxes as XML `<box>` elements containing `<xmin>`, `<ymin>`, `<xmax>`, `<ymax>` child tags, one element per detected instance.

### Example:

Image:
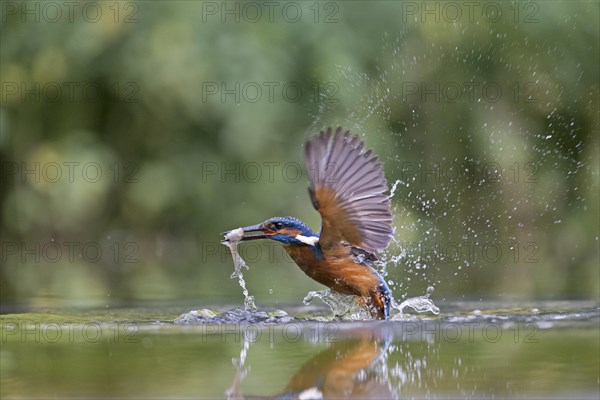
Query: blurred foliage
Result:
<box><xmin>0</xmin><ymin>1</ymin><xmax>598</xmax><ymax>309</ymax></box>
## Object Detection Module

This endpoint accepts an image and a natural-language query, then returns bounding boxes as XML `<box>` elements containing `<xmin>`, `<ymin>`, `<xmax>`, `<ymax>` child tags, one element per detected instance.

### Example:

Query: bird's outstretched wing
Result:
<box><xmin>304</xmin><ymin>127</ymin><xmax>393</xmax><ymax>253</ymax></box>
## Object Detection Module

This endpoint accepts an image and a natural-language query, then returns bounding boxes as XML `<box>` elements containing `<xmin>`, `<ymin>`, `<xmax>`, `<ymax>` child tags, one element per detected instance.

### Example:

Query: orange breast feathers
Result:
<box><xmin>283</xmin><ymin>244</ymin><xmax>382</xmax><ymax>297</ymax></box>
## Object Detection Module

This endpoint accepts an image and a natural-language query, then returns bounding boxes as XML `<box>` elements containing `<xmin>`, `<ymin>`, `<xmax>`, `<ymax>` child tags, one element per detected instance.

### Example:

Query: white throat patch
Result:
<box><xmin>295</xmin><ymin>235</ymin><xmax>319</xmax><ymax>246</ymax></box>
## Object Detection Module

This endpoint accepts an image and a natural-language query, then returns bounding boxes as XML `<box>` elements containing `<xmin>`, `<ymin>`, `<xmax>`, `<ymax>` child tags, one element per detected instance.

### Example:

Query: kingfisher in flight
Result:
<box><xmin>224</xmin><ymin>127</ymin><xmax>394</xmax><ymax>319</ymax></box>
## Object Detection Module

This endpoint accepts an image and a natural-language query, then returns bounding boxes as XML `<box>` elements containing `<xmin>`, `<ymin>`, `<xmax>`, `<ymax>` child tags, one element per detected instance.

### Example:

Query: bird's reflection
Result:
<box><xmin>227</xmin><ymin>327</ymin><xmax>394</xmax><ymax>400</ymax></box>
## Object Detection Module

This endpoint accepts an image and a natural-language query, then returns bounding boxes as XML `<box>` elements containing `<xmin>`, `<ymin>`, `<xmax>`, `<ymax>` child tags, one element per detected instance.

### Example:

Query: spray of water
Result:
<box><xmin>303</xmin><ymin>289</ymin><xmax>372</xmax><ymax>320</ymax></box>
<box><xmin>391</xmin><ymin>286</ymin><xmax>440</xmax><ymax>320</ymax></box>
<box><xmin>304</xmin><ymin>286</ymin><xmax>439</xmax><ymax>320</ymax></box>
<box><xmin>222</xmin><ymin>228</ymin><xmax>257</xmax><ymax>311</ymax></box>
<box><xmin>389</xmin><ymin>178</ymin><xmax>403</xmax><ymax>199</ymax></box>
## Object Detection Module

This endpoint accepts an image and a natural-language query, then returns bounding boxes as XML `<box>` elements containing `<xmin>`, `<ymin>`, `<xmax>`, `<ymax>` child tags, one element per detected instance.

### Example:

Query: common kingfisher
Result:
<box><xmin>224</xmin><ymin>127</ymin><xmax>394</xmax><ymax>319</ymax></box>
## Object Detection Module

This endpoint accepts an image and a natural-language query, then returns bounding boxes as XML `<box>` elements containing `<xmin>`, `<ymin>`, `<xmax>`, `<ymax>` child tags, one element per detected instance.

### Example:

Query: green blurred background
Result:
<box><xmin>1</xmin><ymin>0</ymin><xmax>598</xmax><ymax>310</ymax></box>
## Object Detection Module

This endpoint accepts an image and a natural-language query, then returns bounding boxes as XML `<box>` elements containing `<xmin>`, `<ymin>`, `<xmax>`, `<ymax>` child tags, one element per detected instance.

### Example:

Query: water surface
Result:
<box><xmin>1</xmin><ymin>301</ymin><xmax>598</xmax><ymax>399</ymax></box>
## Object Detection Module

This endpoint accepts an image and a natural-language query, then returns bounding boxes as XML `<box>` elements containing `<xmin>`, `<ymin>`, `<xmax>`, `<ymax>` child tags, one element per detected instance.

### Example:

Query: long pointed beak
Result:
<box><xmin>222</xmin><ymin>223</ymin><xmax>270</xmax><ymax>242</ymax></box>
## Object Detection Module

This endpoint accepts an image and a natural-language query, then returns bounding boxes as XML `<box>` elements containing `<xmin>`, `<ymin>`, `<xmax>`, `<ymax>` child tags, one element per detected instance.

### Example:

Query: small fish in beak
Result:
<box><xmin>222</xmin><ymin>223</ymin><xmax>270</xmax><ymax>243</ymax></box>
<box><xmin>222</xmin><ymin>227</ymin><xmax>245</xmax><ymax>244</ymax></box>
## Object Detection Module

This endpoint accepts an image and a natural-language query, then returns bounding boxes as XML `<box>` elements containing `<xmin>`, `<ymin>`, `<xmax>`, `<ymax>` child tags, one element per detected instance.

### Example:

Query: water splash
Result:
<box><xmin>303</xmin><ymin>289</ymin><xmax>372</xmax><ymax>320</ymax></box>
<box><xmin>389</xmin><ymin>179</ymin><xmax>403</xmax><ymax>199</ymax></box>
<box><xmin>391</xmin><ymin>286</ymin><xmax>440</xmax><ymax>320</ymax></box>
<box><xmin>222</xmin><ymin>229</ymin><xmax>256</xmax><ymax>311</ymax></box>
<box><xmin>303</xmin><ymin>286</ymin><xmax>440</xmax><ymax>321</ymax></box>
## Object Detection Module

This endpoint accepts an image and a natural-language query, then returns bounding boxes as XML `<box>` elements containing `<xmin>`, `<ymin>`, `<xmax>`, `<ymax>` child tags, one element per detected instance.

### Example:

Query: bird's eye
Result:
<box><xmin>273</xmin><ymin>222</ymin><xmax>284</xmax><ymax>230</ymax></box>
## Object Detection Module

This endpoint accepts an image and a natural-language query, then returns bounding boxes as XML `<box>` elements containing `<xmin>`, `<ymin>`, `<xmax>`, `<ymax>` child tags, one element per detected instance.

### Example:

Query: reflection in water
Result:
<box><xmin>227</xmin><ymin>328</ymin><xmax>398</xmax><ymax>399</ymax></box>
<box><xmin>282</xmin><ymin>337</ymin><xmax>392</xmax><ymax>399</ymax></box>
<box><xmin>219</xmin><ymin>304</ymin><xmax>600</xmax><ymax>399</ymax></box>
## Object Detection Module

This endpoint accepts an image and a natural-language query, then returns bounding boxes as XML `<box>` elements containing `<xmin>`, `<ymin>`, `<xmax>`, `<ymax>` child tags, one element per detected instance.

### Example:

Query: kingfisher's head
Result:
<box><xmin>225</xmin><ymin>216</ymin><xmax>319</xmax><ymax>246</ymax></box>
